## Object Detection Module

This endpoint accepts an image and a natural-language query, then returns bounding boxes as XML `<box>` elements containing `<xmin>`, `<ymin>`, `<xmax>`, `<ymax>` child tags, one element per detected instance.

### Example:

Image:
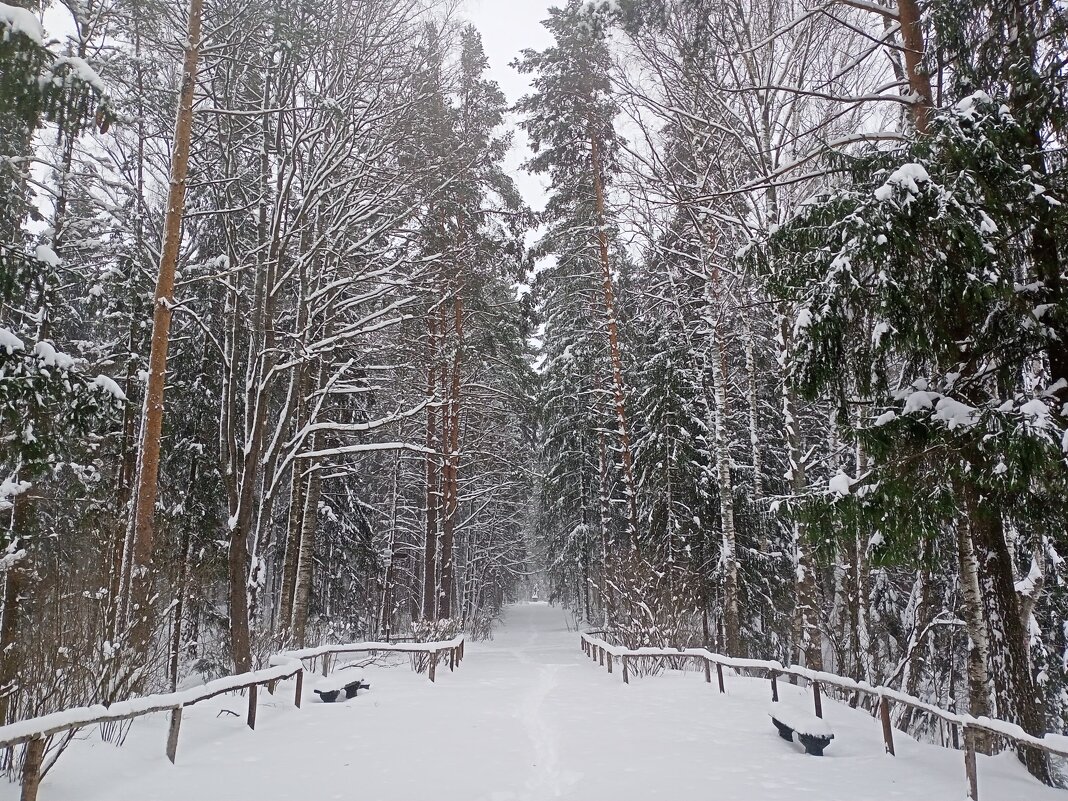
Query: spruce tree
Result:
<box><xmin>756</xmin><ymin>93</ymin><xmax>1065</xmax><ymax>783</ymax></box>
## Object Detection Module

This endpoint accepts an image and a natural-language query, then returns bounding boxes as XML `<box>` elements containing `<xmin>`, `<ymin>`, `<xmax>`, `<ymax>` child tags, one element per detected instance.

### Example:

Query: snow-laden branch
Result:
<box><xmin>296</xmin><ymin>441</ymin><xmax>436</xmax><ymax>460</ymax></box>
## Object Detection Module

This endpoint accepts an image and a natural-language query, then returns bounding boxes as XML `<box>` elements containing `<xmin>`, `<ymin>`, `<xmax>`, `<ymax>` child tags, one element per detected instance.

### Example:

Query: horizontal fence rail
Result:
<box><xmin>579</xmin><ymin>631</ymin><xmax>1068</xmax><ymax>801</ymax></box>
<box><xmin>2</xmin><ymin>635</ymin><xmax>466</xmax><ymax>801</ymax></box>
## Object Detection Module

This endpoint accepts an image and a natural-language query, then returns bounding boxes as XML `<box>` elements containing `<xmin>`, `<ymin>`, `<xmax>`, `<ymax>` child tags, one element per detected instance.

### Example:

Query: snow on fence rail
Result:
<box><xmin>579</xmin><ymin>631</ymin><xmax>1067</xmax><ymax>801</ymax></box>
<box><xmin>0</xmin><ymin>635</ymin><xmax>466</xmax><ymax>801</ymax></box>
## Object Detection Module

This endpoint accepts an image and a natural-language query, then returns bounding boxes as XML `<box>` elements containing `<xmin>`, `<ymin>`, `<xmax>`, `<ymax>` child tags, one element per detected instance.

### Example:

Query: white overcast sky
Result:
<box><xmin>40</xmin><ymin>0</ymin><xmax>559</xmax><ymax>210</ymax></box>
<box><xmin>461</xmin><ymin>0</ymin><xmax>557</xmax><ymax>211</ymax></box>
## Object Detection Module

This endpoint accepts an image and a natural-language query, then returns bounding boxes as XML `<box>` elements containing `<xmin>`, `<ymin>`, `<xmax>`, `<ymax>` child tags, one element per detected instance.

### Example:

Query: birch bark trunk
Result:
<box><xmin>953</xmin><ymin>482</ymin><xmax>993</xmax><ymax>749</ymax></box>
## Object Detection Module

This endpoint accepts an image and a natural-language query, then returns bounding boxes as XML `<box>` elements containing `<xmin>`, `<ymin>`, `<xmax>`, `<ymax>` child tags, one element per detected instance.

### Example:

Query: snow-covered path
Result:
<box><xmin>11</xmin><ymin>603</ymin><xmax>1060</xmax><ymax>801</ymax></box>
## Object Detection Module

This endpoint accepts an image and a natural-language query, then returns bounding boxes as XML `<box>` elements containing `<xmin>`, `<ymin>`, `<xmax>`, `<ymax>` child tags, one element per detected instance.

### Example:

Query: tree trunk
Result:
<box><xmin>291</xmin><ymin>446</ymin><xmax>322</xmax><ymax>646</ymax></box>
<box><xmin>0</xmin><ymin>487</ymin><xmax>30</xmax><ymax>725</ymax></box>
<box><xmin>376</xmin><ymin>453</ymin><xmax>401</xmax><ymax>639</ymax></box>
<box><xmin>744</xmin><ymin>320</ymin><xmax>763</xmax><ymax>507</ymax></box>
<box><xmin>169</xmin><ymin>507</ymin><xmax>194</xmax><ymax>692</ymax></box>
<box><xmin>597</xmin><ymin>418</ymin><xmax>616</xmax><ymax>626</ymax></box>
<box><xmin>839</xmin><ymin>0</ymin><xmax>932</xmax><ymax>134</ymax></box>
<box><xmin>780</xmin><ymin>315</ymin><xmax>822</xmax><ymax>671</ymax></box>
<box><xmin>422</xmin><ymin>314</ymin><xmax>440</xmax><ymax>621</ymax></box>
<box><xmin>439</xmin><ymin>293</ymin><xmax>463</xmax><ymax>620</ymax></box>
<box><xmin>277</xmin><ymin>361</ymin><xmax>310</xmax><ymax>636</ymax></box>
<box><xmin>851</xmin><ymin>426</ymin><xmax>873</xmax><ymax>681</ymax></box>
<box><xmin>895</xmin><ymin>0</ymin><xmax>933</xmax><ymax>134</ymax></box>
<box><xmin>898</xmin><ymin>539</ymin><xmax>934</xmax><ymax>731</ymax></box>
<box><xmin>710</xmin><ymin>331</ymin><xmax>740</xmax><ymax>656</ymax></box>
<box><xmin>964</xmin><ymin>484</ymin><xmax>1050</xmax><ymax>783</ymax></box>
<box><xmin>107</xmin><ymin>342</ymin><xmax>139</xmax><ymax>642</ymax></box>
<box><xmin>125</xmin><ymin>0</ymin><xmax>204</xmax><ymax>657</ymax></box>
<box><xmin>589</xmin><ymin>119</ymin><xmax>639</xmax><ymax>553</ymax></box>
<box><xmin>953</xmin><ymin>485</ymin><xmax>993</xmax><ymax>751</ymax></box>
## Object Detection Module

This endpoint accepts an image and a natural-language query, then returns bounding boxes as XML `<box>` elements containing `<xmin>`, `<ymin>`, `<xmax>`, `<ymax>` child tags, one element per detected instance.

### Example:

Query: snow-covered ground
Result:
<box><xmin>8</xmin><ymin>603</ymin><xmax>1060</xmax><ymax>801</ymax></box>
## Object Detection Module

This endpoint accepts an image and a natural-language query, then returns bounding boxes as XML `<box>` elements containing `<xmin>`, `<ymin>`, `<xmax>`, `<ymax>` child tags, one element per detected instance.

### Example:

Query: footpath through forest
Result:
<box><xmin>8</xmin><ymin>603</ymin><xmax>1059</xmax><ymax>801</ymax></box>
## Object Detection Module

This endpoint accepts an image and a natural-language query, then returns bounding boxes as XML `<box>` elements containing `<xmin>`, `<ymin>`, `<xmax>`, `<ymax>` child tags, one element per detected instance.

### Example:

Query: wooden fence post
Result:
<box><xmin>964</xmin><ymin>725</ymin><xmax>979</xmax><ymax>801</ymax></box>
<box><xmin>599</xmin><ymin>647</ymin><xmax>604</xmax><ymax>667</ymax></box>
<box><xmin>166</xmin><ymin>706</ymin><xmax>183</xmax><ymax>764</ymax></box>
<box><xmin>460</xmin><ymin>639</ymin><xmax>464</xmax><ymax>661</ymax></box>
<box><xmin>703</xmin><ymin>658</ymin><xmax>711</xmax><ymax>684</ymax></box>
<box><xmin>247</xmin><ymin>685</ymin><xmax>258</xmax><ymax>730</ymax></box>
<box><xmin>622</xmin><ymin>655</ymin><xmax>629</xmax><ymax>684</ymax></box>
<box><xmin>607</xmin><ymin>653</ymin><xmax>613</xmax><ymax>674</ymax></box>
<box><xmin>771</xmin><ymin>671</ymin><xmax>779</xmax><ymax>702</ymax></box>
<box><xmin>879</xmin><ymin>696</ymin><xmax>896</xmax><ymax>756</ymax></box>
<box><xmin>812</xmin><ymin>681</ymin><xmax>823</xmax><ymax>718</ymax></box>
<box><xmin>20</xmin><ymin>737</ymin><xmax>45</xmax><ymax>801</ymax></box>
<box><xmin>429</xmin><ymin>651</ymin><xmax>437</xmax><ymax>683</ymax></box>
<box><xmin>450</xmin><ymin>647</ymin><xmax>456</xmax><ymax>672</ymax></box>
<box><xmin>321</xmin><ymin>653</ymin><xmax>330</xmax><ymax>677</ymax></box>
<box><xmin>716</xmin><ymin>662</ymin><xmax>725</xmax><ymax>694</ymax></box>
<box><xmin>295</xmin><ymin>669</ymin><xmax>304</xmax><ymax>708</ymax></box>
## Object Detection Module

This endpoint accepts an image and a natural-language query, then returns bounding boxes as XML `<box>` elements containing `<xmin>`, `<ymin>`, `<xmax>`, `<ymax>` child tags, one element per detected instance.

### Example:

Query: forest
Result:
<box><xmin>0</xmin><ymin>0</ymin><xmax>1066</xmax><ymax>788</ymax></box>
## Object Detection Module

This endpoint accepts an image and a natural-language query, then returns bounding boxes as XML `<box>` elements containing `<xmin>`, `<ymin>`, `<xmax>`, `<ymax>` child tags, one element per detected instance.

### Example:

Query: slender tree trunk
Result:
<box><xmin>106</xmin><ymin>338</ymin><xmax>138</xmax><ymax>641</ymax></box>
<box><xmin>423</xmin><ymin>315</ymin><xmax>440</xmax><ymax>621</ymax></box>
<box><xmin>578</xmin><ymin>456</ymin><xmax>593</xmax><ymax>624</ymax></box>
<box><xmin>168</xmin><ymin>460</ymin><xmax>196</xmax><ymax>692</ymax></box>
<box><xmin>589</xmin><ymin>120</ymin><xmax>639</xmax><ymax>554</ymax></box>
<box><xmin>596</xmin><ymin>419</ymin><xmax>615</xmax><ymax>627</ymax></box>
<box><xmin>581</xmin><ymin>536</ymin><xmax>591</xmax><ymax>625</ymax></box>
<box><xmin>953</xmin><ymin>484</ymin><xmax>993</xmax><ymax>748</ymax></box>
<box><xmin>744</xmin><ymin>320</ymin><xmax>763</xmax><ymax>506</ymax></box>
<box><xmin>379</xmin><ymin>454</ymin><xmax>402</xmax><ymax>639</ymax></box>
<box><xmin>126</xmin><ymin>0</ymin><xmax>204</xmax><ymax>657</ymax></box>
<box><xmin>278</xmin><ymin>361</ymin><xmax>309</xmax><ymax>635</ymax></box>
<box><xmin>291</xmin><ymin>447</ymin><xmax>322</xmax><ymax>646</ymax></box>
<box><xmin>710</xmin><ymin>331</ymin><xmax>740</xmax><ymax>656</ymax></box>
<box><xmin>898</xmin><ymin>538</ymin><xmax>934</xmax><ymax>731</ymax></box>
<box><xmin>703</xmin><ymin>229</ymin><xmax>741</xmax><ymax>656</ymax></box>
<box><xmin>439</xmin><ymin>293</ymin><xmax>463</xmax><ymax>620</ymax></box>
<box><xmin>0</xmin><ymin>487</ymin><xmax>30</xmax><ymax>725</ymax></box>
<box><xmin>853</xmin><ymin>431</ymin><xmax>872</xmax><ymax>681</ymax></box>
<box><xmin>780</xmin><ymin>315</ymin><xmax>822</xmax><ymax>671</ymax></box>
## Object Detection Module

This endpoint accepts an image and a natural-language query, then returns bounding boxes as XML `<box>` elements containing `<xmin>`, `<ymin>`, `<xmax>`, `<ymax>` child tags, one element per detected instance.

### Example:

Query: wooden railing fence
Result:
<box><xmin>0</xmin><ymin>635</ymin><xmax>465</xmax><ymax>801</ymax></box>
<box><xmin>580</xmin><ymin>631</ymin><xmax>1068</xmax><ymax>801</ymax></box>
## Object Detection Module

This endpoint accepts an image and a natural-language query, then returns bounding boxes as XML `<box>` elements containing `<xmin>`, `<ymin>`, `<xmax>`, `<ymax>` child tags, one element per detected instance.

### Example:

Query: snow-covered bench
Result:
<box><xmin>769</xmin><ymin>701</ymin><xmax>834</xmax><ymax>756</ymax></box>
<box><xmin>313</xmin><ymin>675</ymin><xmax>370</xmax><ymax>703</ymax></box>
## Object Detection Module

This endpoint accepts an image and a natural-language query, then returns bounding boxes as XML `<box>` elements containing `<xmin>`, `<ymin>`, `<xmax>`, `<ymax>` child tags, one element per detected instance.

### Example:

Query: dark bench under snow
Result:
<box><xmin>769</xmin><ymin>701</ymin><xmax>834</xmax><ymax>756</ymax></box>
<box><xmin>313</xmin><ymin>676</ymin><xmax>371</xmax><ymax>703</ymax></box>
